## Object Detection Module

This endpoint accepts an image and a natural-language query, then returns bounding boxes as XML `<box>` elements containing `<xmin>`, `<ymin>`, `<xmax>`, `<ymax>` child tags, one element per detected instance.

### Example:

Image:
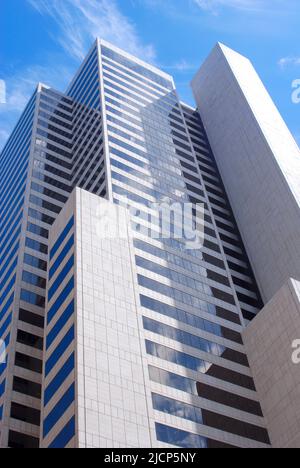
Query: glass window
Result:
<box><xmin>43</xmin><ymin>384</ymin><xmax>75</xmax><ymax>438</ymax></box>
<box><xmin>47</xmin><ymin>277</ymin><xmax>74</xmax><ymax>325</ymax></box>
<box><xmin>48</xmin><ymin>255</ymin><xmax>74</xmax><ymax>301</ymax></box>
<box><xmin>46</xmin><ymin>299</ymin><xmax>74</xmax><ymax>349</ymax></box>
<box><xmin>145</xmin><ymin>340</ymin><xmax>255</xmax><ymax>391</ymax></box>
<box><xmin>155</xmin><ymin>423</ymin><xmax>207</xmax><ymax>449</ymax></box>
<box><xmin>48</xmin><ymin>416</ymin><xmax>75</xmax><ymax>449</ymax></box>
<box><xmin>44</xmin><ymin>353</ymin><xmax>75</xmax><ymax>406</ymax></box>
<box><xmin>152</xmin><ymin>393</ymin><xmax>203</xmax><ymax>425</ymax></box>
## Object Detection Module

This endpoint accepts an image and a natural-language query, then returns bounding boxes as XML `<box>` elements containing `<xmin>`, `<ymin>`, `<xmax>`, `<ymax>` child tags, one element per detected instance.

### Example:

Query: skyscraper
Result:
<box><xmin>191</xmin><ymin>42</ymin><xmax>300</xmax><ymax>449</ymax></box>
<box><xmin>0</xmin><ymin>39</ymin><xmax>298</xmax><ymax>449</ymax></box>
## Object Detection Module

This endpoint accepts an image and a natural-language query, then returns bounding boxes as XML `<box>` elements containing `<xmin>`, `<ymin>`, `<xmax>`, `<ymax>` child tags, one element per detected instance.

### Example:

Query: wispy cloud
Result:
<box><xmin>161</xmin><ymin>60</ymin><xmax>198</xmax><ymax>72</ymax></box>
<box><xmin>0</xmin><ymin>64</ymin><xmax>73</xmax><ymax>151</ymax></box>
<box><xmin>193</xmin><ymin>0</ymin><xmax>284</xmax><ymax>14</ymax></box>
<box><xmin>278</xmin><ymin>56</ymin><xmax>300</xmax><ymax>68</ymax></box>
<box><xmin>1</xmin><ymin>0</ymin><xmax>155</xmax><ymax>152</ymax></box>
<box><xmin>28</xmin><ymin>0</ymin><xmax>156</xmax><ymax>62</ymax></box>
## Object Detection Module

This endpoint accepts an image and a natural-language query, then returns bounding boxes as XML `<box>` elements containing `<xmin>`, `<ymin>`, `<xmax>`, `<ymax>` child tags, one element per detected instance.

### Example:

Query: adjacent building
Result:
<box><xmin>0</xmin><ymin>38</ymin><xmax>298</xmax><ymax>448</ymax></box>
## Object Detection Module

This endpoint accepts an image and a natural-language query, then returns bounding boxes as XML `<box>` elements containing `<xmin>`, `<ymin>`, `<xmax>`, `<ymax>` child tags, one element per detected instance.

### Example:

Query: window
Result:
<box><xmin>20</xmin><ymin>289</ymin><xmax>45</xmax><ymax>308</ymax></box>
<box><xmin>143</xmin><ymin>316</ymin><xmax>248</xmax><ymax>367</ymax></box>
<box><xmin>44</xmin><ymin>353</ymin><xmax>75</xmax><ymax>406</ymax></box>
<box><xmin>19</xmin><ymin>308</ymin><xmax>44</xmax><ymax>328</ymax></box>
<box><xmin>17</xmin><ymin>330</ymin><xmax>43</xmax><ymax>350</ymax></box>
<box><xmin>13</xmin><ymin>376</ymin><xmax>42</xmax><ymax>399</ymax></box>
<box><xmin>47</xmin><ymin>277</ymin><xmax>74</xmax><ymax>325</ymax></box>
<box><xmin>155</xmin><ymin>423</ymin><xmax>206</xmax><ymax>448</ymax></box>
<box><xmin>155</xmin><ymin>423</ymin><xmax>236</xmax><ymax>449</ymax></box>
<box><xmin>15</xmin><ymin>352</ymin><xmax>43</xmax><ymax>374</ymax></box>
<box><xmin>145</xmin><ymin>340</ymin><xmax>255</xmax><ymax>391</ymax></box>
<box><xmin>152</xmin><ymin>393</ymin><xmax>203</xmax><ymax>425</ymax></box>
<box><xmin>45</xmin><ymin>326</ymin><xmax>74</xmax><ymax>376</ymax></box>
<box><xmin>50</xmin><ymin>216</ymin><xmax>74</xmax><ymax>259</ymax></box>
<box><xmin>140</xmin><ymin>295</ymin><xmax>242</xmax><ymax>344</ymax></box>
<box><xmin>138</xmin><ymin>275</ymin><xmax>239</xmax><ymax>325</ymax></box>
<box><xmin>24</xmin><ymin>253</ymin><xmax>47</xmax><ymax>271</ymax></box>
<box><xmin>148</xmin><ymin>365</ymin><xmax>263</xmax><ymax>417</ymax></box>
<box><xmin>46</xmin><ymin>299</ymin><xmax>74</xmax><ymax>349</ymax></box>
<box><xmin>48</xmin><ymin>255</ymin><xmax>74</xmax><ymax>300</ymax></box>
<box><xmin>25</xmin><ymin>237</ymin><xmax>48</xmax><ymax>254</ymax></box>
<box><xmin>27</xmin><ymin>222</ymin><xmax>49</xmax><ymax>239</ymax></box>
<box><xmin>22</xmin><ymin>271</ymin><xmax>46</xmax><ymax>289</ymax></box>
<box><xmin>11</xmin><ymin>402</ymin><xmax>40</xmax><ymax>426</ymax></box>
<box><xmin>48</xmin><ymin>416</ymin><xmax>75</xmax><ymax>448</ymax></box>
<box><xmin>8</xmin><ymin>431</ymin><xmax>39</xmax><ymax>449</ymax></box>
<box><xmin>43</xmin><ymin>384</ymin><xmax>75</xmax><ymax>437</ymax></box>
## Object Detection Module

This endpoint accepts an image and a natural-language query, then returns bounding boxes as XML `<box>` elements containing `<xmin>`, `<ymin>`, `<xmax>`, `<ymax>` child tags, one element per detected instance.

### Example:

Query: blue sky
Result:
<box><xmin>0</xmin><ymin>0</ymin><xmax>300</xmax><ymax>150</ymax></box>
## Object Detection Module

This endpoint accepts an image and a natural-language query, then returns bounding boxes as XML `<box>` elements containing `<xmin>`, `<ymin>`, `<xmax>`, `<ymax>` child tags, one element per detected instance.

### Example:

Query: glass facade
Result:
<box><xmin>41</xmin><ymin>216</ymin><xmax>76</xmax><ymax>448</ymax></box>
<box><xmin>101</xmin><ymin>42</ymin><xmax>267</xmax><ymax>448</ymax></box>
<box><xmin>0</xmin><ymin>39</ymin><xmax>269</xmax><ymax>449</ymax></box>
<box><xmin>0</xmin><ymin>90</ymin><xmax>37</xmax><ymax>438</ymax></box>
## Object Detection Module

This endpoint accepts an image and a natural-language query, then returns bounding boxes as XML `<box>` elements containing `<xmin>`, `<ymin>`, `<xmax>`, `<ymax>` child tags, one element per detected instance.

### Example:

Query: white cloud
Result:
<box><xmin>162</xmin><ymin>60</ymin><xmax>198</xmax><ymax>72</ymax></box>
<box><xmin>278</xmin><ymin>56</ymin><xmax>300</xmax><ymax>68</ymax></box>
<box><xmin>0</xmin><ymin>129</ymin><xmax>10</xmax><ymax>151</ymax></box>
<box><xmin>28</xmin><ymin>0</ymin><xmax>156</xmax><ymax>62</ymax></box>
<box><xmin>193</xmin><ymin>0</ymin><xmax>281</xmax><ymax>13</ymax></box>
<box><xmin>1</xmin><ymin>0</ymin><xmax>156</xmax><ymax>152</ymax></box>
<box><xmin>0</xmin><ymin>64</ymin><xmax>73</xmax><ymax>115</ymax></box>
<box><xmin>0</xmin><ymin>64</ymin><xmax>73</xmax><ymax>152</ymax></box>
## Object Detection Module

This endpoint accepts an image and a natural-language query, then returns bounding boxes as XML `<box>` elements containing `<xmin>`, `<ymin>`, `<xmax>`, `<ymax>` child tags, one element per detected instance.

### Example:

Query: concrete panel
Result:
<box><xmin>243</xmin><ymin>279</ymin><xmax>300</xmax><ymax>448</ymax></box>
<box><xmin>192</xmin><ymin>43</ymin><xmax>300</xmax><ymax>303</ymax></box>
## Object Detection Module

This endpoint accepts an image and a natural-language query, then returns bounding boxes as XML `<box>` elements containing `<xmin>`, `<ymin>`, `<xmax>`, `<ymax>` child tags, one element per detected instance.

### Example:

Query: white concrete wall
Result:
<box><xmin>75</xmin><ymin>189</ymin><xmax>154</xmax><ymax>448</ymax></box>
<box><xmin>191</xmin><ymin>43</ymin><xmax>300</xmax><ymax>303</ymax></box>
<box><xmin>243</xmin><ymin>279</ymin><xmax>300</xmax><ymax>448</ymax></box>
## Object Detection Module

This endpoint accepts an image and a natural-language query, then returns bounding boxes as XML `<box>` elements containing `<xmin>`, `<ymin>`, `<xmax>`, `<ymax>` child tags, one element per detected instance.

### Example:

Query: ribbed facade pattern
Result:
<box><xmin>99</xmin><ymin>42</ymin><xmax>269</xmax><ymax>448</ymax></box>
<box><xmin>0</xmin><ymin>39</ymin><xmax>270</xmax><ymax>448</ymax></box>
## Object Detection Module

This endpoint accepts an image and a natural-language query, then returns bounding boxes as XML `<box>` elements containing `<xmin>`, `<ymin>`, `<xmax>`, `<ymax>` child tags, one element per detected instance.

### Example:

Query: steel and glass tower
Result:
<box><xmin>1</xmin><ymin>38</ymin><xmax>297</xmax><ymax>448</ymax></box>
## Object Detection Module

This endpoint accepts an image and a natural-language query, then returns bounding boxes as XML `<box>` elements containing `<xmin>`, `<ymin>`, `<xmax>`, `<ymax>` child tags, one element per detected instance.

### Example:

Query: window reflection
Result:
<box><xmin>145</xmin><ymin>340</ymin><xmax>255</xmax><ymax>390</ymax></box>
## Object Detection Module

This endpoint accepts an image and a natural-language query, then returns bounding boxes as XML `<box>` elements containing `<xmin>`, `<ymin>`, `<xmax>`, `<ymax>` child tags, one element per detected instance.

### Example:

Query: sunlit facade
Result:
<box><xmin>0</xmin><ymin>39</ymin><xmax>272</xmax><ymax>448</ymax></box>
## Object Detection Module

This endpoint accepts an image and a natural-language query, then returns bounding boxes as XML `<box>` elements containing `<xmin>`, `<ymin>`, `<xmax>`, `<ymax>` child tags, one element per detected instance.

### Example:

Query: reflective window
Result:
<box><xmin>43</xmin><ymin>384</ymin><xmax>75</xmax><ymax>437</ymax></box>
<box><xmin>138</xmin><ymin>275</ymin><xmax>239</xmax><ymax>325</ymax></box>
<box><xmin>149</xmin><ymin>366</ymin><xmax>263</xmax><ymax>416</ymax></box>
<box><xmin>155</xmin><ymin>423</ymin><xmax>236</xmax><ymax>449</ymax></box>
<box><xmin>48</xmin><ymin>416</ymin><xmax>75</xmax><ymax>448</ymax></box>
<box><xmin>44</xmin><ymin>353</ymin><xmax>75</xmax><ymax>406</ymax></box>
<box><xmin>50</xmin><ymin>216</ymin><xmax>74</xmax><ymax>259</ymax></box>
<box><xmin>101</xmin><ymin>46</ymin><xmax>173</xmax><ymax>90</ymax></box>
<box><xmin>47</xmin><ymin>277</ymin><xmax>74</xmax><ymax>325</ymax></box>
<box><xmin>140</xmin><ymin>295</ymin><xmax>242</xmax><ymax>344</ymax></box>
<box><xmin>136</xmin><ymin>256</ymin><xmax>235</xmax><ymax>305</ymax></box>
<box><xmin>46</xmin><ymin>299</ymin><xmax>74</xmax><ymax>349</ymax></box>
<box><xmin>143</xmin><ymin>316</ymin><xmax>248</xmax><ymax>366</ymax></box>
<box><xmin>152</xmin><ymin>393</ymin><xmax>203</xmax><ymax>424</ymax></box>
<box><xmin>145</xmin><ymin>340</ymin><xmax>255</xmax><ymax>390</ymax></box>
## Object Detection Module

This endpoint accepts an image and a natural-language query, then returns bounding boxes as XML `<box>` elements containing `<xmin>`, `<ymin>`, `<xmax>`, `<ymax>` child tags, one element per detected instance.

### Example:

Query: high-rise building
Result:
<box><xmin>0</xmin><ymin>38</ymin><xmax>298</xmax><ymax>449</ymax></box>
<box><xmin>192</xmin><ymin>43</ymin><xmax>300</xmax><ymax>449</ymax></box>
